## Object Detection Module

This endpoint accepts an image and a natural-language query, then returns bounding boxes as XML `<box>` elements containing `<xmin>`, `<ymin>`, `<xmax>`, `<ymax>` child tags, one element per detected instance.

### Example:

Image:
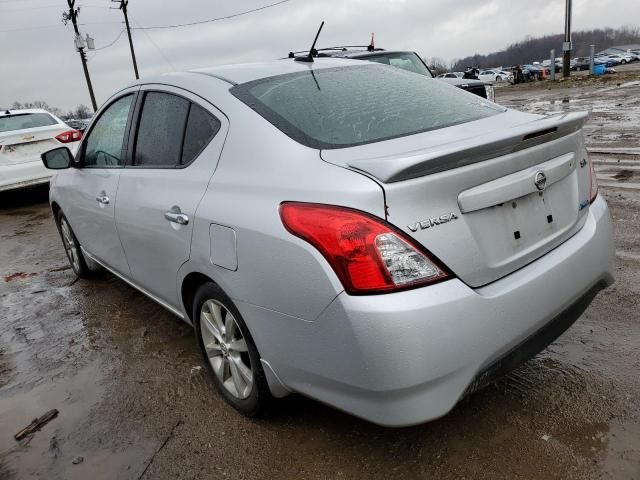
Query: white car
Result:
<box><xmin>607</xmin><ymin>53</ymin><xmax>633</xmax><ymax>64</ymax></box>
<box><xmin>0</xmin><ymin>109</ymin><xmax>82</xmax><ymax>192</ymax></box>
<box><xmin>437</xmin><ymin>72</ymin><xmax>463</xmax><ymax>79</ymax></box>
<box><xmin>478</xmin><ymin>69</ymin><xmax>510</xmax><ymax>82</ymax></box>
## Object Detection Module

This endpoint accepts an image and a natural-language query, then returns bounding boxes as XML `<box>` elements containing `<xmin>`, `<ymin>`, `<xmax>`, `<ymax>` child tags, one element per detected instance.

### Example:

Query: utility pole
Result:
<box><xmin>562</xmin><ymin>0</ymin><xmax>572</xmax><ymax>78</ymax></box>
<box><xmin>113</xmin><ymin>0</ymin><xmax>139</xmax><ymax>79</ymax></box>
<box><xmin>63</xmin><ymin>1</ymin><xmax>98</xmax><ymax>112</ymax></box>
<box><xmin>64</xmin><ymin>0</ymin><xmax>98</xmax><ymax>112</ymax></box>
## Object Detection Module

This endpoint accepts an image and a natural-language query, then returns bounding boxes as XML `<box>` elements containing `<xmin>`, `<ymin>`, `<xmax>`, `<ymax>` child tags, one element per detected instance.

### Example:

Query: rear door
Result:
<box><xmin>115</xmin><ymin>86</ymin><xmax>227</xmax><ymax>309</ymax></box>
<box><xmin>60</xmin><ymin>93</ymin><xmax>137</xmax><ymax>275</ymax></box>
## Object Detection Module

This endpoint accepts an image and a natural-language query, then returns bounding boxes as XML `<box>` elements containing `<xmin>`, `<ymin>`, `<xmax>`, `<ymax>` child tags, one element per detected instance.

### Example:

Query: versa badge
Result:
<box><xmin>408</xmin><ymin>212</ymin><xmax>459</xmax><ymax>232</ymax></box>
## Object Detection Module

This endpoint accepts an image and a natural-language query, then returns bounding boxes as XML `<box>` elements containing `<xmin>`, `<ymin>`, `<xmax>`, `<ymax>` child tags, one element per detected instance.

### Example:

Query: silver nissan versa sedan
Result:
<box><xmin>41</xmin><ymin>57</ymin><xmax>614</xmax><ymax>427</ymax></box>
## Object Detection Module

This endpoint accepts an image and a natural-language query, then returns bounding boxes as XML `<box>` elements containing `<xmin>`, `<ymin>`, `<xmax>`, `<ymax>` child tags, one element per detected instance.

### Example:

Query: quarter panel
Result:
<box><xmin>184</xmin><ymin>114</ymin><xmax>386</xmax><ymax>322</ymax></box>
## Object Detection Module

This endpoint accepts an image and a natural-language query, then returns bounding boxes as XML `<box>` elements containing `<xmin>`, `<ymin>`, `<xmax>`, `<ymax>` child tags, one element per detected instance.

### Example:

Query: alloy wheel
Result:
<box><xmin>200</xmin><ymin>299</ymin><xmax>253</xmax><ymax>399</ymax></box>
<box><xmin>60</xmin><ymin>218</ymin><xmax>80</xmax><ymax>272</ymax></box>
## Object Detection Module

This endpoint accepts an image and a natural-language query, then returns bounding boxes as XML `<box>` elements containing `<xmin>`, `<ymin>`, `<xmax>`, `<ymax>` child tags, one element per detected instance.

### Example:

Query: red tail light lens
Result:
<box><xmin>588</xmin><ymin>153</ymin><xmax>598</xmax><ymax>203</ymax></box>
<box><xmin>279</xmin><ymin>202</ymin><xmax>451</xmax><ymax>295</ymax></box>
<box><xmin>55</xmin><ymin>130</ymin><xmax>83</xmax><ymax>143</ymax></box>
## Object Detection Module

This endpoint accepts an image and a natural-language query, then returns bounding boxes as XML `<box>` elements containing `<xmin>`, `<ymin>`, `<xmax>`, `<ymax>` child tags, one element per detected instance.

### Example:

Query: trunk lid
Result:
<box><xmin>0</xmin><ymin>125</ymin><xmax>68</xmax><ymax>165</ymax></box>
<box><xmin>321</xmin><ymin>110</ymin><xmax>592</xmax><ymax>287</ymax></box>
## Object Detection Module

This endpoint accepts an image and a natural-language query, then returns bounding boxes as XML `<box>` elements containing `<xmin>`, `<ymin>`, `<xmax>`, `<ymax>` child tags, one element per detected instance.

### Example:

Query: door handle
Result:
<box><xmin>164</xmin><ymin>208</ymin><xmax>189</xmax><ymax>225</ymax></box>
<box><xmin>96</xmin><ymin>194</ymin><xmax>110</xmax><ymax>205</ymax></box>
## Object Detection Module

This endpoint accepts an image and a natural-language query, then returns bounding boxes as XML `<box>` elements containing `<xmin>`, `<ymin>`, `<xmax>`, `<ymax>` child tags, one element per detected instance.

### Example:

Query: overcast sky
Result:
<box><xmin>0</xmin><ymin>0</ymin><xmax>637</xmax><ymax>111</ymax></box>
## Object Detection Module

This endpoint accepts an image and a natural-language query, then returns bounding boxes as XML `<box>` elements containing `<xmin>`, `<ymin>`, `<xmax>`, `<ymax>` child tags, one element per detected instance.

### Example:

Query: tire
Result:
<box><xmin>56</xmin><ymin>211</ymin><xmax>94</xmax><ymax>278</ymax></box>
<box><xmin>621</xmin><ymin>60</ymin><xmax>627</xmax><ymax>64</ymax></box>
<box><xmin>193</xmin><ymin>282</ymin><xmax>272</xmax><ymax>417</ymax></box>
<box><xmin>496</xmin><ymin>76</ymin><xmax>502</xmax><ymax>81</ymax></box>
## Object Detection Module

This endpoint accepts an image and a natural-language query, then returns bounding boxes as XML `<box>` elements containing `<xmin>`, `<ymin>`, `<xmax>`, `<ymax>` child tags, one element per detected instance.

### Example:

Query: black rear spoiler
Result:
<box><xmin>346</xmin><ymin>111</ymin><xmax>589</xmax><ymax>183</ymax></box>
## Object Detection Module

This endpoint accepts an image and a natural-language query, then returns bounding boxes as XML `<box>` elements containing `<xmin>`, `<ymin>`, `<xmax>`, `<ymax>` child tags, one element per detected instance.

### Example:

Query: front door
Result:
<box><xmin>115</xmin><ymin>87</ymin><xmax>227</xmax><ymax>309</ymax></box>
<box><xmin>62</xmin><ymin>93</ymin><xmax>136</xmax><ymax>275</ymax></box>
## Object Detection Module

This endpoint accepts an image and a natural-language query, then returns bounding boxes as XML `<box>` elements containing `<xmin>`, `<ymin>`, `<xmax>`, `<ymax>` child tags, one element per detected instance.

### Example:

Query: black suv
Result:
<box><xmin>289</xmin><ymin>47</ymin><xmax>495</xmax><ymax>102</ymax></box>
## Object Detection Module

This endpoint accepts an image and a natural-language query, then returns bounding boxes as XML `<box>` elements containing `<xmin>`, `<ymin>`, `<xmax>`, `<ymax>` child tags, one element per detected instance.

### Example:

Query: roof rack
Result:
<box><xmin>288</xmin><ymin>45</ymin><xmax>385</xmax><ymax>59</ymax></box>
<box><xmin>287</xmin><ymin>24</ymin><xmax>384</xmax><ymax>61</ymax></box>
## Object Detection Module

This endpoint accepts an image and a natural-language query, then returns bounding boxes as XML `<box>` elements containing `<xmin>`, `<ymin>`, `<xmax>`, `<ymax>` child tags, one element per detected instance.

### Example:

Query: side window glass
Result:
<box><xmin>84</xmin><ymin>95</ymin><xmax>133</xmax><ymax>167</ymax></box>
<box><xmin>181</xmin><ymin>103</ymin><xmax>221</xmax><ymax>165</ymax></box>
<box><xmin>134</xmin><ymin>92</ymin><xmax>189</xmax><ymax>167</ymax></box>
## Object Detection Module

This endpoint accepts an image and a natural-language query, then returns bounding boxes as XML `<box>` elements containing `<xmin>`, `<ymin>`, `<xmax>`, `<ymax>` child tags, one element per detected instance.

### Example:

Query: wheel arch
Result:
<box><xmin>180</xmin><ymin>270</ymin><xmax>292</xmax><ymax>398</ymax></box>
<box><xmin>181</xmin><ymin>271</ymin><xmax>214</xmax><ymax>324</ymax></box>
<box><xmin>51</xmin><ymin>201</ymin><xmax>62</xmax><ymax>222</ymax></box>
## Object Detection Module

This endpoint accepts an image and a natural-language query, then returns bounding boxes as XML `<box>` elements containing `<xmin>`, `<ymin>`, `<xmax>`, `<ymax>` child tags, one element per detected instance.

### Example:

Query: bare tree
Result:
<box><xmin>425</xmin><ymin>56</ymin><xmax>450</xmax><ymax>75</ymax></box>
<box><xmin>6</xmin><ymin>100</ymin><xmax>90</xmax><ymax>119</ymax></box>
<box><xmin>74</xmin><ymin>104</ymin><xmax>91</xmax><ymax>119</ymax></box>
<box><xmin>452</xmin><ymin>26</ymin><xmax>640</xmax><ymax>71</ymax></box>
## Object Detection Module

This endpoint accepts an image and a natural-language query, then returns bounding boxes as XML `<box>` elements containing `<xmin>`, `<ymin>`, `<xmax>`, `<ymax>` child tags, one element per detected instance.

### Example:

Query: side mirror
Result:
<box><xmin>41</xmin><ymin>147</ymin><xmax>73</xmax><ymax>170</ymax></box>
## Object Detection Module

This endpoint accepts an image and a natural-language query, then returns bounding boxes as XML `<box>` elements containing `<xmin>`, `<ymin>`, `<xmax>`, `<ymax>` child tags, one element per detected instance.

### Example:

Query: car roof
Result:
<box><xmin>185</xmin><ymin>57</ymin><xmax>366</xmax><ymax>85</ymax></box>
<box><xmin>0</xmin><ymin>108</ymin><xmax>51</xmax><ymax>116</ymax></box>
<box><xmin>321</xmin><ymin>49</ymin><xmax>414</xmax><ymax>59</ymax></box>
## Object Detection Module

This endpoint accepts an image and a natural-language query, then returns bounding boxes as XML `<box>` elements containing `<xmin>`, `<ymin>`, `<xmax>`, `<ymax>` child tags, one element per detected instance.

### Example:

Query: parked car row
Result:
<box><xmin>444</xmin><ymin>47</ymin><xmax>638</xmax><ymax>85</ymax></box>
<box><xmin>65</xmin><ymin>118</ymin><xmax>92</xmax><ymax>133</ymax></box>
<box><xmin>439</xmin><ymin>69</ymin><xmax>513</xmax><ymax>83</ymax></box>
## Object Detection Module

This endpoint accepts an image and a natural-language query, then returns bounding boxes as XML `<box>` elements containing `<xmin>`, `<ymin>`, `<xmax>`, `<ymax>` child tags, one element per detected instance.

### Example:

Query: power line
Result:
<box><xmin>93</xmin><ymin>28</ymin><xmax>125</xmax><ymax>51</ymax></box>
<box><xmin>1</xmin><ymin>4</ymin><xmax>110</xmax><ymax>12</ymax></box>
<box><xmin>1</xmin><ymin>4</ymin><xmax>65</xmax><ymax>11</ymax></box>
<box><xmin>131</xmin><ymin>0</ymin><xmax>291</xmax><ymax>30</ymax></box>
<box><xmin>0</xmin><ymin>0</ymin><xmax>291</xmax><ymax>34</ymax></box>
<box><xmin>0</xmin><ymin>20</ymin><xmax>122</xmax><ymax>33</ymax></box>
<box><xmin>131</xmin><ymin>16</ymin><xmax>176</xmax><ymax>71</ymax></box>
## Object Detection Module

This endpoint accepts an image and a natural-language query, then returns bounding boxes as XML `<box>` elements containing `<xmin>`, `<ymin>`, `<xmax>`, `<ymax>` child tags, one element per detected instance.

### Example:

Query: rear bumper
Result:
<box><xmin>251</xmin><ymin>195</ymin><xmax>614</xmax><ymax>427</ymax></box>
<box><xmin>0</xmin><ymin>160</ymin><xmax>52</xmax><ymax>192</ymax></box>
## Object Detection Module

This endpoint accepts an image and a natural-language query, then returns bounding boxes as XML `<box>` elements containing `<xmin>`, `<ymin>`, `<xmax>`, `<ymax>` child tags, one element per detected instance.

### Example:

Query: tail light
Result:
<box><xmin>588</xmin><ymin>153</ymin><xmax>598</xmax><ymax>203</ymax></box>
<box><xmin>279</xmin><ymin>202</ymin><xmax>451</xmax><ymax>295</ymax></box>
<box><xmin>55</xmin><ymin>130</ymin><xmax>82</xmax><ymax>143</ymax></box>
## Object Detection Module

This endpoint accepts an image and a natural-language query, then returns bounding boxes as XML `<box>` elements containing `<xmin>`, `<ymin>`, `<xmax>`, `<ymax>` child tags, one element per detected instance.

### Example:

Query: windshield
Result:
<box><xmin>362</xmin><ymin>52</ymin><xmax>432</xmax><ymax>77</ymax></box>
<box><xmin>231</xmin><ymin>64</ymin><xmax>504</xmax><ymax>149</ymax></box>
<box><xmin>0</xmin><ymin>113</ymin><xmax>58</xmax><ymax>133</ymax></box>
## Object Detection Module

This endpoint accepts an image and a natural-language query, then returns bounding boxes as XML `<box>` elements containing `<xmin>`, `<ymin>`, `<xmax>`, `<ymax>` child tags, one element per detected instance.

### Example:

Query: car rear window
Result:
<box><xmin>181</xmin><ymin>103</ymin><xmax>221</xmax><ymax>165</ymax></box>
<box><xmin>231</xmin><ymin>65</ymin><xmax>503</xmax><ymax>149</ymax></box>
<box><xmin>362</xmin><ymin>52</ymin><xmax>432</xmax><ymax>77</ymax></box>
<box><xmin>0</xmin><ymin>113</ymin><xmax>58</xmax><ymax>133</ymax></box>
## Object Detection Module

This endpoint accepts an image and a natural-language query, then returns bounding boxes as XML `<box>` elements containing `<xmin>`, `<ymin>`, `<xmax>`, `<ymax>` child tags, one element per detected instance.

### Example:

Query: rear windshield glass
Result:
<box><xmin>363</xmin><ymin>52</ymin><xmax>432</xmax><ymax>77</ymax></box>
<box><xmin>231</xmin><ymin>65</ymin><xmax>504</xmax><ymax>149</ymax></box>
<box><xmin>0</xmin><ymin>113</ymin><xmax>58</xmax><ymax>133</ymax></box>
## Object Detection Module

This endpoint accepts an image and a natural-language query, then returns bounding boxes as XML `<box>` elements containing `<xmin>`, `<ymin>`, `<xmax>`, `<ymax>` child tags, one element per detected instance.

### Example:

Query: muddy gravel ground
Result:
<box><xmin>2</xmin><ymin>72</ymin><xmax>640</xmax><ymax>480</ymax></box>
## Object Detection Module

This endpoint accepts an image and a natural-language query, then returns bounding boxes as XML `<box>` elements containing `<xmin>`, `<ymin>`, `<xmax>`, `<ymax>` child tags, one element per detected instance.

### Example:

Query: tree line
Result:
<box><xmin>4</xmin><ymin>101</ymin><xmax>92</xmax><ymax>120</ymax></box>
<box><xmin>449</xmin><ymin>25</ymin><xmax>640</xmax><ymax>71</ymax></box>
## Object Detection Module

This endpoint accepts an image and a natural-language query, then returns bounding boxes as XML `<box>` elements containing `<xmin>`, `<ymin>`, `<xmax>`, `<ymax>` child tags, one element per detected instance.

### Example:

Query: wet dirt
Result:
<box><xmin>1</xmin><ymin>73</ymin><xmax>640</xmax><ymax>479</ymax></box>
